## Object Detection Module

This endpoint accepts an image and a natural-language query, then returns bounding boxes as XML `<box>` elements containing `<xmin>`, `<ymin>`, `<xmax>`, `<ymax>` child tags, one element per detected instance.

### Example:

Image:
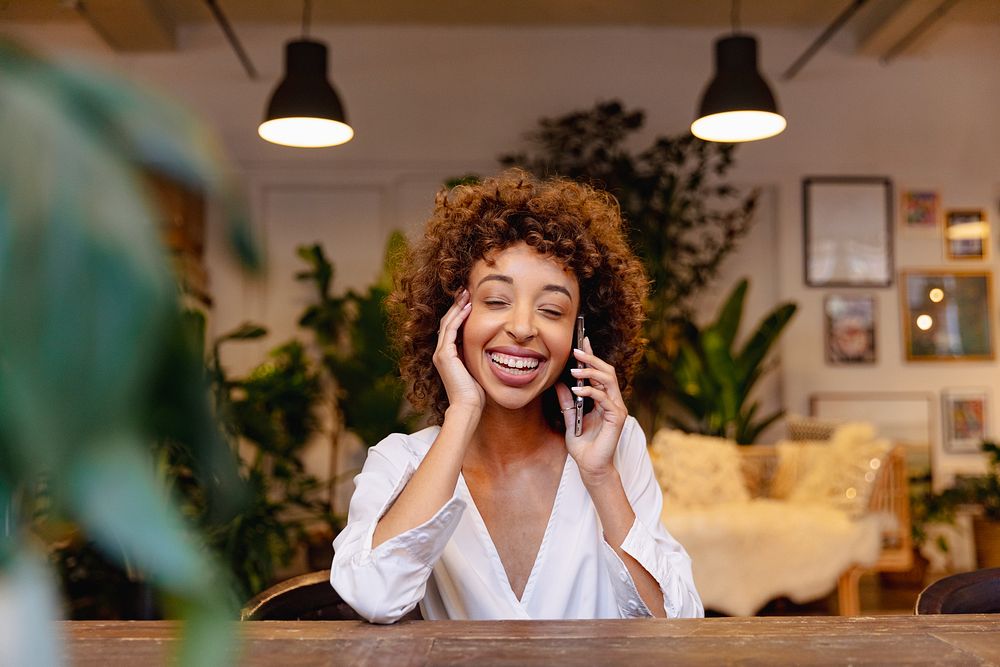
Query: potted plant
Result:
<box><xmin>669</xmin><ymin>279</ymin><xmax>797</xmax><ymax>444</ymax></box>
<box><xmin>952</xmin><ymin>441</ymin><xmax>1000</xmax><ymax>568</ymax></box>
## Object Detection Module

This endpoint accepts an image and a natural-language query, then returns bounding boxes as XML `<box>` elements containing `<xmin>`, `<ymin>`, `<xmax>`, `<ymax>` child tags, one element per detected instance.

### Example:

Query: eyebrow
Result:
<box><xmin>476</xmin><ymin>274</ymin><xmax>573</xmax><ymax>299</ymax></box>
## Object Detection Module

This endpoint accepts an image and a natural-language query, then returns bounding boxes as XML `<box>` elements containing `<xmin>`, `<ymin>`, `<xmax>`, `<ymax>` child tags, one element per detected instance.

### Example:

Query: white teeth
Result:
<box><xmin>489</xmin><ymin>352</ymin><xmax>540</xmax><ymax>373</ymax></box>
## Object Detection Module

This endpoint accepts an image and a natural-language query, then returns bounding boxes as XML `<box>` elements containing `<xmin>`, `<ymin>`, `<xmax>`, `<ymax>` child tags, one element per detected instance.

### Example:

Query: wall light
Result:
<box><xmin>258</xmin><ymin>0</ymin><xmax>354</xmax><ymax>148</ymax></box>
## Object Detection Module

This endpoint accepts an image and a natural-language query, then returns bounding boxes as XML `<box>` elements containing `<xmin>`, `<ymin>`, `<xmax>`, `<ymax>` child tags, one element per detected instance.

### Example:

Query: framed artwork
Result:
<box><xmin>810</xmin><ymin>391</ymin><xmax>934</xmax><ymax>478</ymax></box>
<box><xmin>944</xmin><ymin>209</ymin><xmax>989</xmax><ymax>260</ymax></box>
<box><xmin>901</xmin><ymin>190</ymin><xmax>940</xmax><ymax>230</ymax></box>
<box><xmin>803</xmin><ymin>176</ymin><xmax>893</xmax><ymax>287</ymax></box>
<box><xmin>900</xmin><ymin>270</ymin><xmax>994</xmax><ymax>361</ymax></box>
<box><xmin>824</xmin><ymin>294</ymin><xmax>876</xmax><ymax>364</ymax></box>
<box><xmin>941</xmin><ymin>388</ymin><xmax>989</xmax><ymax>454</ymax></box>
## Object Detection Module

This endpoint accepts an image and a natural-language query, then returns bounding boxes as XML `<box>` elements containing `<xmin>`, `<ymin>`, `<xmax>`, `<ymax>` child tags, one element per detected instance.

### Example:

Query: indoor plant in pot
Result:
<box><xmin>955</xmin><ymin>441</ymin><xmax>1000</xmax><ymax>568</ymax></box>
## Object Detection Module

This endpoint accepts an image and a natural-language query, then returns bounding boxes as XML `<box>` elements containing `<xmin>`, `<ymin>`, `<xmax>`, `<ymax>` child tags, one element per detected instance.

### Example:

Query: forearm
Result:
<box><xmin>584</xmin><ymin>470</ymin><xmax>667</xmax><ymax>618</ymax></box>
<box><xmin>372</xmin><ymin>406</ymin><xmax>478</xmax><ymax>548</ymax></box>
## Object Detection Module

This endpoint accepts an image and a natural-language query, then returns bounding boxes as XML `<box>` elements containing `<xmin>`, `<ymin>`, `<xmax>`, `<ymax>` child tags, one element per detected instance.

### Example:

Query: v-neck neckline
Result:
<box><xmin>458</xmin><ymin>454</ymin><xmax>572</xmax><ymax>609</ymax></box>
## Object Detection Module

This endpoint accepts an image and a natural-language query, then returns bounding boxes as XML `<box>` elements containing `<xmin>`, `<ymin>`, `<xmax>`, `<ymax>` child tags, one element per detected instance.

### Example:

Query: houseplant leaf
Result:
<box><xmin>735</xmin><ymin>303</ymin><xmax>798</xmax><ymax>392</ymax></box>
<box><xmin>713</xmin><ymin>279</ymin><xmax>748</xmax><ymax>352</ymax></box>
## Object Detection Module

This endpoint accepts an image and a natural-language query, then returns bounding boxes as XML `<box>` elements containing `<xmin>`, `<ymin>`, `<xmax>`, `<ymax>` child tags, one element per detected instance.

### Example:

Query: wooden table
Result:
<box><xmin>66</xmin><ymin>615</ymin><xmax>1000</xmax><ymax>666</ymax></box>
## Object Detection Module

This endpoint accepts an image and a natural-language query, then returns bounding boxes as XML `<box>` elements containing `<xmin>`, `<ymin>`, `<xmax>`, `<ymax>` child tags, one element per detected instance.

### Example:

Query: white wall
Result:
<box><xmin>7</xmin><ymin>19</ymin><xmax>1000</xmax><ymax>485</ymax></box>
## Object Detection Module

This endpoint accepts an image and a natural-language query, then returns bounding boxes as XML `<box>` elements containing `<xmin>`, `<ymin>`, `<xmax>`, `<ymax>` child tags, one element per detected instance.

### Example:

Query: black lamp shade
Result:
<box><xmin>692</xmin><ymin>34</ymin><xmax>786</xmax><ymax>143</ymax></box>
<box><xmin>259</xmin><ymin>39</ymin><xmax>354</xmax><ymax>148</ymax></box>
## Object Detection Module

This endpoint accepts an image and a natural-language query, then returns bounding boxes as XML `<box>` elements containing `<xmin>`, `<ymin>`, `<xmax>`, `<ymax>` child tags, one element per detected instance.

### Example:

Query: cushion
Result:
<box><xmin>648</xmin><ymin>429</ymin><xmax>750</xmax><ymax>508</ymax></box>
<box><xmin>770</xmin><ymin>440</ymin><xmax>829</xmax><ymax>500</ymax></box>
<box><xmin>785</xmin><ymin>414</ymin><xmax>840</xmax><ymax>441</ymax></box>
<box><xmin>787</xmin><ymin>422</ymin><xmax>892</xmax><ymax>517</ymax></box>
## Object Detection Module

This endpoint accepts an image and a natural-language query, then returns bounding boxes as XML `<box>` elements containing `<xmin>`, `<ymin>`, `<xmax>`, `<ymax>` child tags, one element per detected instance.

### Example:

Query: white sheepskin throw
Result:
<box><xmin>663</xmin><ymin>500</ymin><xmax>883</xmax><ymax>616</ymax></box>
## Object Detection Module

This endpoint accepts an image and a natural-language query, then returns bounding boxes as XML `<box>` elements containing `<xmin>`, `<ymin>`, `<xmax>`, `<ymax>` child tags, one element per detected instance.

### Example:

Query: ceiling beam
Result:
<box><xmin>75</xmin><ymin>0</ymin><xmax>177</xmax><ymax>52</ymax></box>
<box><xmin>854</xmin><ymin>0</ymin><xmax>956</xmax><ymax>59</ymax></box>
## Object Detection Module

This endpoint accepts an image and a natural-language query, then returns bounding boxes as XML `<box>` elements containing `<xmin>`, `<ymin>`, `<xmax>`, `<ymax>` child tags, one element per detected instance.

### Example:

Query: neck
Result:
<box><xmin>464</xmin><ymin>396</ymin><xmax>560</xmax><ymax>472</ymax></box>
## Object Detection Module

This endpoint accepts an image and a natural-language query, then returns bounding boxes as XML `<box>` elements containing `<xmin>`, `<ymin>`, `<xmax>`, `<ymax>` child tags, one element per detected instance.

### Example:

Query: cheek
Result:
<box><xmin>459</xmin><ymin>309</ymin><xmax>487</xmax><ymax>352</ymax></box>
<box><xmin>547</xmin><ymin>325</ymin><xmax>575</xmax><ymax>367</ymax></box>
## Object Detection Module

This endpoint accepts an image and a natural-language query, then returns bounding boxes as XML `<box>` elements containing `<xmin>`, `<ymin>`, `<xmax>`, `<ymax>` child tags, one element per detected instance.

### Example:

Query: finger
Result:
<box><xmin>554</xmin><ymin>383</ymin><xmax>580</xmax><ymax>434</ymax></box>
<box><xmin>573</xmin><ymin>340</ymin><xmax>613</xmax><ymax>374</ymax></box>
<box><xmin>437</xmin><ymin>304</ymin><xmax>472</xmax><ymax>359</ymax></box>
<box><xmin>436</xmin><ymin>290</ymin><xmax>470</xmax><ymax>344</ymax></box>
<box><xmin>572</xmin><ymin>343</ymin><xmax>622</xmax><ymax>399</ymax></box>
<box><xmin>571</xmin><ymin>385</ymin><xmax>625</xmax><ymax>423</ymax></box>
<box><xmin>569</xmin><ymin>366</ymin><xmax>615</xmax><ymax>391</ymax></box>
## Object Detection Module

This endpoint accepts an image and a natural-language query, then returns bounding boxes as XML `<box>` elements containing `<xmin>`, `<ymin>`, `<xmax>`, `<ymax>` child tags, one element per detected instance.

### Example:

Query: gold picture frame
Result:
<box><xmin>900</xmin><ymin>269</ymin><xmax>994</xmax><ymax>361</ymax></box>
<box><xmin>945</xmin><ymin>209</ymin><xmax>989</xmax><ymax>261</ymax></box>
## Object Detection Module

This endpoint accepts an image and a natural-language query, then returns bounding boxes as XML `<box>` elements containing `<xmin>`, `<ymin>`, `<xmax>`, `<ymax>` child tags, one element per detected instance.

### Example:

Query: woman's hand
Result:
<box><xmin>556</xmin><ymin>336</ymin><xmax>627</xmax><ymax>484</ymax></box>
<box><xmin>433</xmin><ymin>289</ymin><xmax>485</xmax><ymax>416</ymax></box>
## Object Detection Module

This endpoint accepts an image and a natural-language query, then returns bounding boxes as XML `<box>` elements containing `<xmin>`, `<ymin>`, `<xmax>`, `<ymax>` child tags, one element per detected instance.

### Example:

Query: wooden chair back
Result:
<box><xmin>242</xmin><ymin>570</ymin><xmax>364</xmax><ymax>621</ymax></box>
<box><xmin>916</xmin><ymin>567</ymin><xmax>1000</xmax><ymax>614</ymax></box>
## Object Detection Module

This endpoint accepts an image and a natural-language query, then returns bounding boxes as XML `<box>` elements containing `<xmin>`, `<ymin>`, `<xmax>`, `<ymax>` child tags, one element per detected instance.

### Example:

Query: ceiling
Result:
<box><xmin>1</xmin><ymin>0</ymin><xmax>997</xmax><ymax>26</ymax></box>
<box><xmin>2</xmin><ymin>0</ymin><xmax>997</xmax><ymax>58</ymax></box>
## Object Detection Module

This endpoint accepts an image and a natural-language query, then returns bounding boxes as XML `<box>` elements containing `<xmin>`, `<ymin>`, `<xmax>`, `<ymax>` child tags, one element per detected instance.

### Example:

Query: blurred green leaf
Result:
<box><xmin>668</xmin><ymin>279</ymin><xmax>796</xmax><ymax>444</ymax></box>
<box><xmin>0</xmin><ymin>39</ymin><xmax>254</xmax><ymax>662</ymax></box>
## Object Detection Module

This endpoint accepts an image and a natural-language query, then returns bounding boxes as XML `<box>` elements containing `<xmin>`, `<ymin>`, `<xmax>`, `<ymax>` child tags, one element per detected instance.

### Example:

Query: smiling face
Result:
<box><xmin>461</xmin><ymin>242</ymin><xmax>580</xmax><ymax>412</ymax></box>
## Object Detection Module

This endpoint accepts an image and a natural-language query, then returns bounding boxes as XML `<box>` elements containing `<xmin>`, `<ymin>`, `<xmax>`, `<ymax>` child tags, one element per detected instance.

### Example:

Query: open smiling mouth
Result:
<box><xmin>488</xmin><ymin>352</ymin><xmax>542</xmax><ymax>376</ymax></box>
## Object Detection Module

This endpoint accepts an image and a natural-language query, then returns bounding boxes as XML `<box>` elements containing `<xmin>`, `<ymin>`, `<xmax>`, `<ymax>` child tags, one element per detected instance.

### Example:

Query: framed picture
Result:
<box><xmin>900</xmin><ymin>270</ymin><xmax>994</xmax><ymax>361</ymax></box>
<box><xmin>941</xmin><ymin>388</ymin><xmax>989</xmax><ymax>454</ymax></box>
<box><xmin>824</xmin><ymin>294</ymin><xmax>876</xmax><ymax>364</ymax></box>
<box><xmin>901</xmin><ymin>189</ymin><xmax>940</xmax><ymax>230</ymax></box>
<box><xmin>810</xmin><ymin>391</ymin><xmax>934</xmax><ymax>478</ymax></box>
<box><xmin>945</xmin><ymin>209</ymin><xmax>989</xmax><ymax>260</ymax></box>
<box><xmin>803</xmin><ymin>176</ymin><xmax>893</xmax><ymax>287</ymax></box>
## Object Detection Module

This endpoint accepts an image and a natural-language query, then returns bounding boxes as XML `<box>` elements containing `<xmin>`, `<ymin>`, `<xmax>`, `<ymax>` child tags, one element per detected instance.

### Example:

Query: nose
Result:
<box><xmin>505</xmin><ymin>303</ymin><xmax>536</xmax><ymax>342</ymax></box>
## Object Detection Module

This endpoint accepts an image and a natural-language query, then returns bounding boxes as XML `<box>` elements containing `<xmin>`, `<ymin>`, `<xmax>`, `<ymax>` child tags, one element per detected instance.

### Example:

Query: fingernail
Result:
<box><xmin>574</xmin><ymin>348</ymin><xmax>584</xmax><ymax>355</ymax></box>
<box><xmin>570</xmin><ymin>368</ymin><xmax>583</xmax><ymax>374</ymax></box>
<box><xmin>571</xmin><ymin>386</ymin><xmax>584</xmax><ymax>393</ymax></box>
<box><xmin>462</xmin><ymin>303</ymin><xmax>471</xmax><ymax>310</ymax></box>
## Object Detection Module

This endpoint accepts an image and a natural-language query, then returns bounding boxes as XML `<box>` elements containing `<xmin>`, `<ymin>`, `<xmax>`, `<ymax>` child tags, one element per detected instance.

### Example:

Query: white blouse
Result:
<box><xmin>330</xmin><ymin>416</ymin><xmax>703</xmax><ymax>623</ymax></box>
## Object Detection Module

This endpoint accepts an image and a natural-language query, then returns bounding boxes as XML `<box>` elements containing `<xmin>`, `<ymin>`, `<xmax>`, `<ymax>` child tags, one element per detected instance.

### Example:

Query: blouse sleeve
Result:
<box><xmin>599</xmin><ymin>418</ymin><xmax>704</xmax><ymax>618</ymax></box>
<box><xmin>330</xmin><ymin>433</ymin><xmax>466</xmax><ymax>624</ymax></box>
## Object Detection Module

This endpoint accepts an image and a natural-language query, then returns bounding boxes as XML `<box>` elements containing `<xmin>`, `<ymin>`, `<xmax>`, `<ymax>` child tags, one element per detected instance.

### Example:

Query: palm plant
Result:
<box><xmin>670</xmin><ymin>279</ymin><xmax>797</xmax><ymax>444</ymax></box>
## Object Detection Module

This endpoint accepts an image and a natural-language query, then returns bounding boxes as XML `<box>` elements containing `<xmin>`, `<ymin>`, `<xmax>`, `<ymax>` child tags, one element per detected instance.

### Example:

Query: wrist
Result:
<box><xmin>444</xmin><ymin>404</ymin><xmax>481</xmax><ymax>430</ymax></box>
<box><xmin>579</xmin><ymin>465</ymin><xmax>620</xmax><ymax>490</ymax></box>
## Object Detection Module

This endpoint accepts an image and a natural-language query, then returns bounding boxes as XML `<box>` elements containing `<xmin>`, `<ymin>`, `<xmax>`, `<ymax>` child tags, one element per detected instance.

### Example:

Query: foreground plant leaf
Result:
<box><xmin>0</xmin><ymin>40</ymin><xmax>255</xmax><ymax>666</ymax></box>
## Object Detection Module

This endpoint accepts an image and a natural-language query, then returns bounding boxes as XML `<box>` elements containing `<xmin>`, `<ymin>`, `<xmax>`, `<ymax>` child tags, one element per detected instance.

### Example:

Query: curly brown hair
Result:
<box><xmin>389</xmin><ymin>169</ymin><xmax>649</xmax><ymax>428</ymax></box>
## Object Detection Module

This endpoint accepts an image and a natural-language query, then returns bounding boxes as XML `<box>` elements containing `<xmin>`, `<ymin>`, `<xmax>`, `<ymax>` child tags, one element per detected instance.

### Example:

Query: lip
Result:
<box><xmin>486</xmin><ymin>345</ymin><xmax>546</xmax><ymax>359</ymax></box>
<box><xmin>484</xmin><ymin>348</ymin><xmax>547</xmax><ymax>387</ymax></box>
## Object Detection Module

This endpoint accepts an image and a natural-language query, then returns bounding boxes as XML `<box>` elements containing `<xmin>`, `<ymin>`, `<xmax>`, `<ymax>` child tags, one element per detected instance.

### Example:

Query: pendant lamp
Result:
<box><xmin>691</xmin><ymin>3</ymin><xmax>785</xmax><ymax>143</ymax></box>
<box><xmin>258</xmin><ymin>1</ymin><xmax>354</xmax><ymax>148</ymax></box>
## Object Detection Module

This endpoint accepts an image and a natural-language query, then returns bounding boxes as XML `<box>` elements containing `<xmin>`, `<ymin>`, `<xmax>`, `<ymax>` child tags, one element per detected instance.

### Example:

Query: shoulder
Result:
<box><xmin>366</xmin><ymin>425</ymin><xmax>442</xmax><ymax>470</ymax></box>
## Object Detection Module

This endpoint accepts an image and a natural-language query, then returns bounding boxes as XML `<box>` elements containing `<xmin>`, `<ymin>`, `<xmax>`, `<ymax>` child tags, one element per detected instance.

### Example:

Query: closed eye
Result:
<box><xmin>539</xmin><ymin>308</ymin><xmax>564</xmax><ymax>318</ymax></box>
<box><xmin>483</xmin><ymin>299</ymin><xmax>509</xmax><ymax>308</ymax></box>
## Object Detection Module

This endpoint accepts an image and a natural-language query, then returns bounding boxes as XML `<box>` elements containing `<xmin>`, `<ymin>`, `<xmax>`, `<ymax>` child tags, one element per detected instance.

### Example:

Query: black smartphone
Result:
<box><xmin>575</xmin><ymin>315</ymin><xmax>586</xmax><ymax>436</ymax></box>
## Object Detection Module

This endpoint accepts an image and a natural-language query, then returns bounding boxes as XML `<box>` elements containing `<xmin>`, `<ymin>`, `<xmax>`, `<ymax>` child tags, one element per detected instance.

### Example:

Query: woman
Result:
<box><xmin>331</xmin><ymin>170</ymin><xmax>702</xmax><ymax>622</ymax></box>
